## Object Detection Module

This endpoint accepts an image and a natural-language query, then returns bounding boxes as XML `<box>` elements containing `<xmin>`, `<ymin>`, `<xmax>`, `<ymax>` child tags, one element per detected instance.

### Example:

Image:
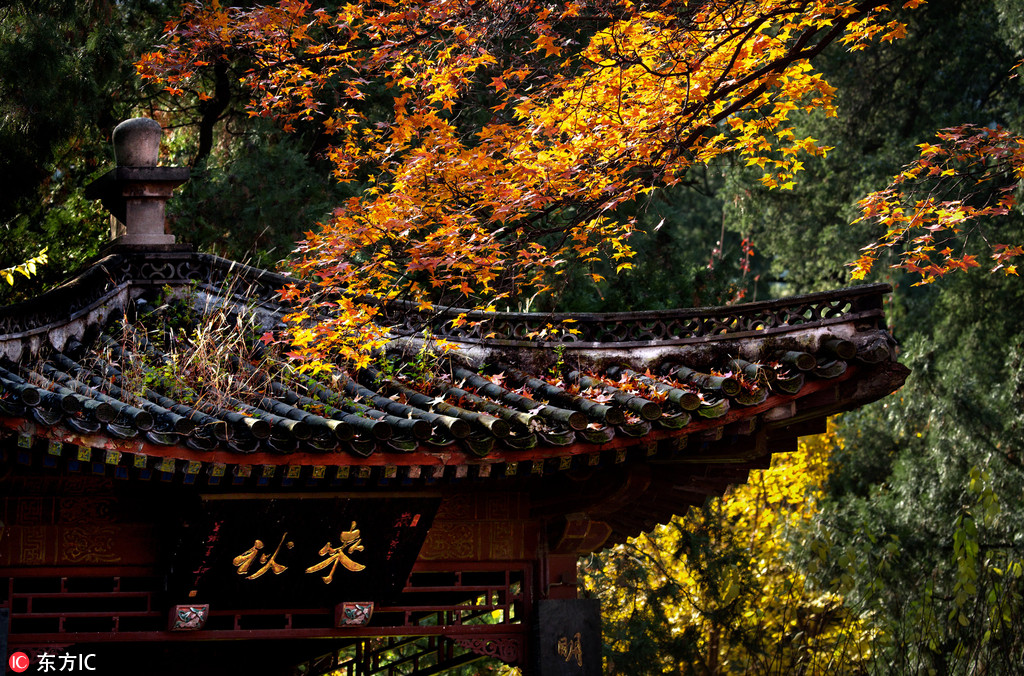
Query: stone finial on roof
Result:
<box><xmin>113</xmin><ymin>117</ymin><xmax>163</xmax><ymax>167</ymax></box>
<box><xmin>86</xmin><ymin>118</ymin><xmax>189</xmax><ymax>248</ymax></box>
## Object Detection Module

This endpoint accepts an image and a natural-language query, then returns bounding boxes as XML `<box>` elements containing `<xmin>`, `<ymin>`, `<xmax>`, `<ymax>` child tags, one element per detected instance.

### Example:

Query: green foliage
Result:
<box><xmin>167</xmin><ymin>126</ymin><xmax>356</xmax><ymax>268</ymax></box>
<box><xmin>0</xmin><ymin>0</ymin><xmax>175</xmax><ymax>297</ymax></box>
<box><xmin>722</xmin><ymin>0</ymin><xmax>1024</xmax><ymax>293</ymax></box>
<box><xmin>811</xmin><ymin>270</ymin><xmax>1024</xmax><ymax>673</ymax></box>
<box><xmin>556</xmin><ymin>167</ymin><xmax>768</xmax><ymax>312</ymax></box>
<box><xmin>0</xmin><ymin>1</ymin><xmax>351</xmax><ymax>294</ymax></box>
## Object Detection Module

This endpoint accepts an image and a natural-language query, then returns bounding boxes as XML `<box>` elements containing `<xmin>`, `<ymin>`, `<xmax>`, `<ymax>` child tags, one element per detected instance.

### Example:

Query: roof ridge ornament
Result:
<box><xmin>85</xmin><ymin>117</ymin><xmax>190</xmax><ymax>249</ymax></box>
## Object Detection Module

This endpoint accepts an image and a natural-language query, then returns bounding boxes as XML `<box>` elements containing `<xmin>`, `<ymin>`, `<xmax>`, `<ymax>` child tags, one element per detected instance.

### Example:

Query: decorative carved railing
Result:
<box><xmin>0</xmin><ymin>252</ymin><xmax>290</xmax><ymax>346</ymax></box>
<box><xmin>378</xmin><ymin>284</ymin><xmax>889</xmax><ymax>348</ymax></box>
<box><xmin>0</xmin><ymin>250</ymin><xmax>889</xmax><ymax>351</ymax></box>
<box><xmin>3</xmin><ymin>562</ymin><xmax>528</xmax><ymax>645</ymax></box>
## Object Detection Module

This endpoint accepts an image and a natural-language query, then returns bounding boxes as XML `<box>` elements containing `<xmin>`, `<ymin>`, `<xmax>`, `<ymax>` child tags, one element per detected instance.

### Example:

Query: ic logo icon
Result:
<box><xmin>9</xmin><ymin>652</ymin><xmax>30</xmax><ymax>673</ymax></box>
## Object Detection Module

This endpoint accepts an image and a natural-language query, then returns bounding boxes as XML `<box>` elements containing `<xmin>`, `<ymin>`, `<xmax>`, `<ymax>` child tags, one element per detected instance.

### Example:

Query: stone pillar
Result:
<box><xmin>534</xmin><ymin>599</ymin><xmax>602</xmax><ymax>676</ymax></box>
<box><xmin>86</xmin><ymin>118</ymin><xmax>189</xmax><ymax>247</ymax></box>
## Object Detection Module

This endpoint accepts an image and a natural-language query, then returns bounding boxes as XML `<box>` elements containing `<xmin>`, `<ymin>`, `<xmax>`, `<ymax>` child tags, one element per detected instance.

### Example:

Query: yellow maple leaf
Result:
<box><xmin>533</xmin><ymin>34</ymin><xmax>561</xmax><ymax>58</ymax></box>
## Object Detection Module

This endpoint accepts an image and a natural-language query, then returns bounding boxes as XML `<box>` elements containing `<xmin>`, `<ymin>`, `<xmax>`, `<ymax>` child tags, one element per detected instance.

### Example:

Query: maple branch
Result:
<box><xmin>653</xmin><ymin>17</ymin><xmax>831</xmax><ymax>172</ymax></box>
<box><xmin>144</xmin><ymin>0</ymin><xmax>930</xmax><ymax>362</ymax></box>
<box><xmin>193</xmin><ymin>61</ymin><xmax>232</xmax><ymax>168</ymax></box>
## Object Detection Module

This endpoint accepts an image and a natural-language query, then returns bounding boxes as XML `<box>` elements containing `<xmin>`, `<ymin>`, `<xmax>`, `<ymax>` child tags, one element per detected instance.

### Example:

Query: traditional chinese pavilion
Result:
<box><xmin>0</xmin><ymin>120</ymin><xmax>907</xmax><ymax>675</ymax></box>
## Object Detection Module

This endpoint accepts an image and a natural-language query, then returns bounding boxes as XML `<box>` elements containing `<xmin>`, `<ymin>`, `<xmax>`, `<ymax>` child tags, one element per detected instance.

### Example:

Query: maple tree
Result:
<box><xmin>140</xmin><ymin>0</ymin><xmax>920</xmax><ymax>366</ymax></box>
<box><xmin>850</xmin><ymin>121</ymin><xmax>1024</xmax><ymax>284</ymax></box>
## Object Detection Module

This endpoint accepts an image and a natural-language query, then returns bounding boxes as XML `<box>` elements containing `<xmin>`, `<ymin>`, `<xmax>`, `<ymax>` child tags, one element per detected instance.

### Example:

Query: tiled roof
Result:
<box><xmin>0</xmin><ymin>251</ymin><xmax>906</xmax><ymax>541</ymax></box>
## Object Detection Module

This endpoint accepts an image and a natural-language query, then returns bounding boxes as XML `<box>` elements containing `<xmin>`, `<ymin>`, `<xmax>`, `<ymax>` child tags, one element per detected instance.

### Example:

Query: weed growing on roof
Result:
<box><xmin>373</xmin><ymin>329</ymin><xmax>455</xmax><ymax>390</ymax></box>
<box><xmin>100</xmin><ymin>268</ymin><xmax>286</xmax><ymax>414</ymax></box>
<box><xmin>405</xmin><ymin>331</ymin><xmax>441</xmax><ymax>388</ymax></box>
<box><xmin>551</xmin><ymin>343</ymin><xmax>566</xmax><ymax>378</ymax></box>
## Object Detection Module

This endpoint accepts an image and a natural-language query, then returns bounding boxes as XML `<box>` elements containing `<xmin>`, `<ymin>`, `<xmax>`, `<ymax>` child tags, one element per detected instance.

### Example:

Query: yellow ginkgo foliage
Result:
<box><xmin>582</xmin><ymin>422</ymin><xmax>876</xmax><ymax>675</ymax></box>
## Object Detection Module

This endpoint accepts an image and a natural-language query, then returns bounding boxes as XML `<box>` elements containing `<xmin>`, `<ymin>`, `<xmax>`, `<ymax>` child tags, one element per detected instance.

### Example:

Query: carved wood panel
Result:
<box><xmin>419</xmin><ymin>492</ymin><xmax>536</xmax><ymax>561</ymax></box>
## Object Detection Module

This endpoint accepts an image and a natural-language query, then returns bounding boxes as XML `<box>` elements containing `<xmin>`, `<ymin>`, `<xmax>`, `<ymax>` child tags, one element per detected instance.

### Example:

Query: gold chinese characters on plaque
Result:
<box><xmin>231</xmin><ymin>522</ymin><xmax>367</xmax><ymax>583</ymax></box>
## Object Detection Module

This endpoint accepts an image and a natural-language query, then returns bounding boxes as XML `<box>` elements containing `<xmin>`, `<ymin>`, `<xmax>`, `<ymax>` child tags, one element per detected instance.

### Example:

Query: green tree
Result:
<box><xmin>0</xmin><ymin>0</ymin><xmax>174</xmax><ymax>295</ymax></box>
<box><xmin>811</xmin><ymin>271</ymin><xmax>1024</xmax><ymax>673</ymax></box>
<box><xmin>0</xmin><ymin>1</ymin><xmax>353</xmax><ymax>297</ymax></box>
<box><xmin>166</xmin><ymin>121</ymin><xmax>357</xmax><ymax>269</ymax></box>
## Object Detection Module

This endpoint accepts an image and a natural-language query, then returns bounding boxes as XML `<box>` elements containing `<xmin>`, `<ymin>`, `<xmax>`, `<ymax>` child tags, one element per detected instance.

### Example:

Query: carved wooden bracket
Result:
<box><xmin>587</xmin><ymin>463</ymin><xmax>652</xmax><ymax>518</ymax></box>
<box><xmin>550</xmin><ymin>515</ymin><xmax>614</xmax><ymax>555</ymax></box>
<box><xmin>452</xmin><ymin>635</ymin><xmax>524</xmax><ymax>665</ymax></box>
<box><xmin>545</xmin><ymin>463</ymin><xmax>652</xmax><ymax>555</ymax></box>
